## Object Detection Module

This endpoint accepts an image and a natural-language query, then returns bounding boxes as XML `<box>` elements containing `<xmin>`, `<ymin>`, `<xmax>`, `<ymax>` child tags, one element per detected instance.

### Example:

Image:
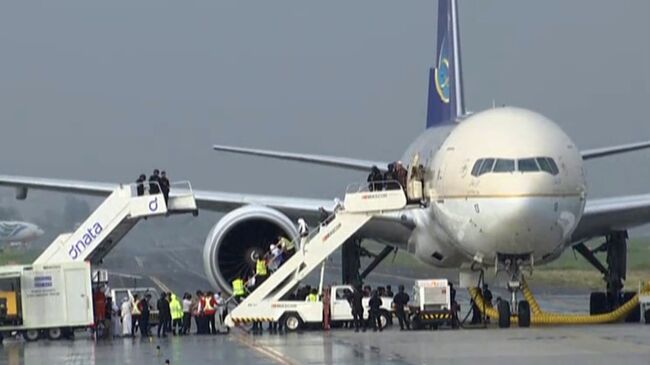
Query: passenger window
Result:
<box><xmin>518</xmin><ymin>158</ymin><xmax>539</xmax><ymax>172</ymax></box>
<box><xmin>471</xmin><ymin>159</ymin><xmax>484</xmax><ymax>177</ymax></box>
<box><xmin>493</xmin><ymin>159</ymin><xmax>515</xmax><ymax>173</ymax></box>
<box><xmin>478</xmin><ymin>158</ymin><xmax>495</xmax><ymax>175</ymax></box>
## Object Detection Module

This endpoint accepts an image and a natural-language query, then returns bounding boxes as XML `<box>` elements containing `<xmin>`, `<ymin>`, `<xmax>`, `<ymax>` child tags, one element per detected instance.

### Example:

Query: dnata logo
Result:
<box><xmin>149</xmin><ymin>197</ymin><xmax>159</xmax><ymax>212</ymax></box>
<box><xmin>68</xmin><ymin>222</ymin><xmax>103</xmax><ymax>260</ymax></box>
<box><xmin>434</xmin><ymin>35</ymin><xmax>450</xmax><ymax>104</ymax></box>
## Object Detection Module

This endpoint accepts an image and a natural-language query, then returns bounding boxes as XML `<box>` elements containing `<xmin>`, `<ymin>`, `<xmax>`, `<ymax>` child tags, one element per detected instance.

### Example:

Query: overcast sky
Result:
<box><xmin>1</xmin><ymin>0</ymin><xmax>649</xmax><ymax>231</ymax></box>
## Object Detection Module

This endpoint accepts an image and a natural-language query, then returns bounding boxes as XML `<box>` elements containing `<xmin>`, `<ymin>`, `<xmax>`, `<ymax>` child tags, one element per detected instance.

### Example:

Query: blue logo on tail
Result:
<box><xmin>434</xmin><ymin>37</ymin><xmax>450</xmax><ymax>104</ymax></box>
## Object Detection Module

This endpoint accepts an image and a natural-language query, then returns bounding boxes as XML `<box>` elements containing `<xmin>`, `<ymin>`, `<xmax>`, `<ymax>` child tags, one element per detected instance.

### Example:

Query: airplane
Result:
<box><xmin>0</xmin><ymin>221</ymin><xmax>44</xmax><ymax>245</ymax></box>
<box><xmin>1</xmin><ymin>0</ymin><xmax>650</xmax><ymax>328</ymax></box>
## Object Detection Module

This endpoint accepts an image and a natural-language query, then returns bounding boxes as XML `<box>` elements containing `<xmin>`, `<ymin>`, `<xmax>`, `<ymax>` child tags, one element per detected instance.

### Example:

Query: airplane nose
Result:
<box><xmin>36</xmin><ymin>228</ymin><xmax>45</xmax><ymax>236</ymax></box>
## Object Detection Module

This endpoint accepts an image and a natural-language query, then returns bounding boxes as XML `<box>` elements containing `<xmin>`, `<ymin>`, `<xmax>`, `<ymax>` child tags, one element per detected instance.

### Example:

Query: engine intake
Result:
<box><xmin>203</xmin><ymin>205</ymin><xmax>298</xmax><ymax>294</ymax></box>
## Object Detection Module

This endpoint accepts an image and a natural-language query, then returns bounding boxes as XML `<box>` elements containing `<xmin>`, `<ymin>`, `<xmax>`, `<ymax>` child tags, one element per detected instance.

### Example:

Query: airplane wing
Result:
<box><xmin>0</xmin><ymin>174</ymin><xmax>332</xmax><ymax>222</ymax></box>
<box><xmin>581</xmin><ymin>141</ymin><xmax>650</xmax><ymax>160</ymax></box>
<box><xmin>213</xmin><ymin>144</ymin><xmax>388</xmax><ymax>172</ymax></box>
<box><xmin>571</xmin><ymin>194</ymin><xmax>650</xmax><ymax>242</ymax></box>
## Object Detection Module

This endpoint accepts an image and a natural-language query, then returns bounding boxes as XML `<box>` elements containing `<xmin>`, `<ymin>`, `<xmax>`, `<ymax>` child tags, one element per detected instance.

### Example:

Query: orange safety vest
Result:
<box><xmin>131</xmin><ymin>299</ymin><xmax>141</xmax><ymax>315</ymax></box>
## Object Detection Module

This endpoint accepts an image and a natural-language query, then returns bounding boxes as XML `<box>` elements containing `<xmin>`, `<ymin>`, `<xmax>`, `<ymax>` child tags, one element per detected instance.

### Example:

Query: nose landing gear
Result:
<box><xmin>495</xmin><ymin>253</ymin><xmax>534</xmax><ymax>328</ymax></box>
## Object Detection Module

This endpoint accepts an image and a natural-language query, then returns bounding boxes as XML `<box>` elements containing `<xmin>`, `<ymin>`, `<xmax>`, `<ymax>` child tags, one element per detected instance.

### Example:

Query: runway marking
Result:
<box><xmin>149</xmin><ymin>276</ymin><xmax>172</xmax><ymax>294</ymax></box>
<box><xmin>232</xmin><ymin>331</ymin><xmax>297</xmax><ymax>365</ymax></box>
<box><xmin>135</xmin><ymin>256</ymin><xmax>144</xmax><ymax>268</ymax></box>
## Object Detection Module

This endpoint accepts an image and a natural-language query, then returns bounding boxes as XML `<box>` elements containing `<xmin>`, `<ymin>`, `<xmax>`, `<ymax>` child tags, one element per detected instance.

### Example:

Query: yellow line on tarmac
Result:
<box><xmin>149</xmin><ymin>276</ymin><xmax>173</xmax><ymax>294</ymax></box>
<box><xmin>232</xmin><ymin>330</ymin><xmax>296</xmax><ymax>365</ymax></box>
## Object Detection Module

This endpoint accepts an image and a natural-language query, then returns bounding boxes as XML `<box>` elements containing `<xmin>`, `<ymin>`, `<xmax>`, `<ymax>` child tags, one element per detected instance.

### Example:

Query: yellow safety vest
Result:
<box><xmin>280</xmin><ymin>237</ymin><xmax>295</xmax><ymax>251</ymax></box>
<box><xmin>307</xmin><ymin>293</ymin><xmax>318</xmax><ymax>302</ymax></box>
<box><xmin>131</xmin><ymin>299</ymin><xmax>141</xmax><ymax>315</ymax></box>
<box><xmin>256</xmin><ymin>259</ymin><xmax>268</xmax><ymax>276</ymax></box>
<box><xmin>233</xmin><ymin>279</ymin><xmax>245</xmax><ymax>296</ymax></box>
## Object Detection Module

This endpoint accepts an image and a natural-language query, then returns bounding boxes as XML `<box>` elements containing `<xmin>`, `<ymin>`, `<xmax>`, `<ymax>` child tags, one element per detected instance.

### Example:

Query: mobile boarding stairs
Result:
<box><xmin>34</xmin><ymin>181</ymin><xmax>198</xmax><ymax>265</ymax></box>
<box><xmin>226</xmin><ymin>184</ymin><xmax>412</xmax><ymax>326</ymax></box>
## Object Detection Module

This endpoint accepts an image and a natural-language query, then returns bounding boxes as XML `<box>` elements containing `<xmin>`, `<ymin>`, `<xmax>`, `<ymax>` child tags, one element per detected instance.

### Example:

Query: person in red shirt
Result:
<box><xmin>202</xmin><ymin>291</ymin><xmax>217</xmax><ymax>335</ymax></box>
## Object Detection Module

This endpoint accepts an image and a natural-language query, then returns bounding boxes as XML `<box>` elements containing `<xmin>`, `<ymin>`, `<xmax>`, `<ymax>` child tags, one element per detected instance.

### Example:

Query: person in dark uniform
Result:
<box><xmin>449</xmin><ymin>282</ymin><xmax>459</xmax><ymax>329</ymax></box>
<box><xmin>392</xmin><ymin>285</ymin><xmax>410</xmax><ymax>330</ymax></box>
<box><xmin>136</xmin><ymin>174</ymin><xmax>146</xmax><ymax>196</ymax></box>
<box><xmin>385</xmin><ymin>285</ymin><xmax>394</xmax><ymax>298</ymax></box>
<box><xmin>482</xmin><ymin>284</ymin><xmax>493</xmax><ymax>323</ymax></box>
<box><xmin>159</xmin><ymin>171</ymin><xmax>170</xmax><ymax>204</ymax></box>
<box><xmin>368</xmin><ymin>290</ymin><xmax>383</xmax><ymax>331</ymax></box>
<box><xmin>383</xmin><ymin>163</ymin><xmax>399</xmax><ymax>190</ymax></box>
<box><xmin>157</xmin><ymin>294</ymin><xmax>170</xmax><ymax>338</ymax></box>
<box><xmin>140</xmin><ymin>294</ymin><xmax>152</xmax><ymax>337</ymax></box>
<box><xmin>149</xmin><ymin>169</ymin><xmax>161</xmax><ymax>195</ymax></box>
<box><xmin>367</xmin><ymin>166</ymin><xmax>383</xmax><ymax>191</ymax></box>
<box><xmin>349</xmin><ymin>285</ymin><xmax>365</xmax><ymax>333</ymax></box>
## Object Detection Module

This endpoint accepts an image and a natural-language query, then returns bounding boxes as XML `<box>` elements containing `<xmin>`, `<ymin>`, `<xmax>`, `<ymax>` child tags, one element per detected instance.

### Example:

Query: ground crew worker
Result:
<box><xmin>368</xmin><ymin>290</ymin><xmax>383</xmax><ymax>332</ymax></box>
<box><xmin>131</xmin><ymin>294</ymin><xmax>141</xmax><ymax>337</ymax></box>
<box><xmin>170</xmin><ymin>293</ymin><xmax>182</xmax><ymax>335</ymax></box>
<box><xmin>232</xmin><ymin>277</ymin><xmax>246</xmax><ymax>302</ymax></box>
<box><xmin>348</xmin><ymin>286</ymin><xmax>365</xmax><ymax>332</ymax></box>
<box><xmin>255</xmin><ymin>254</ymin><xmax>268</xmax><ymax>285</ymax></box>
<box><xmin>203</xmin><ymin>291</ymin><xmax>217</xmax><ymax>335</ymax></box>
<box><xmin>306</xmin><ymin>288</ymin><xmax>318</xmax><ymax>302</ymax></box>
<box><xmin>181</xmin><ymin>293</ymin><xmax>192</xmax><ymax>335</ymax></box>
<box><xmin>157</xmin><ymin>293</ymin><xmax>170</xmax><ymax>338</ymax></box>
<box><xmin>193</xmin><ymin>290</ymin><xmax>204</xmax><ymax>334</ymax></box>
<box><xmin>367</xmin><ymin>165</ymin><xmax>383</xmax><ymax>191</ymax></box>
<box><xmin>392</xmin><ymin>285</ymin><xmax>410</xmax><ymax>330</ymax></box>
<box><xmin>140</xmin><ymin>294</ymin><xmax>152</xmax><ymax>337</ymax></box>
<box><xmin>449</xmin><ymin>282</ymin><xmax>459</xmax><ymax>329</ymax></box>
<box><xmin>149</xmin><ymin>169</ymin><xmax>161</xmax><ymax>194</ymax></box>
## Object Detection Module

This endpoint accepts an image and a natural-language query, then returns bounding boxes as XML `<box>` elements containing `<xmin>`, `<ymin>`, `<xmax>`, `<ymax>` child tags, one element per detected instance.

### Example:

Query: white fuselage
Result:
<box><xmin>403</xmin><ymin>107</ymin><xmax>586</xmax><ymax>268</ymax></box>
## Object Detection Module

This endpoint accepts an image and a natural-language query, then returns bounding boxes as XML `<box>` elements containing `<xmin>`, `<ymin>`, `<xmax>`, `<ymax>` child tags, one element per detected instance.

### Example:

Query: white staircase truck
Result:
<box><xmin>34</xmin><ymin>181</ymin><xmax>198</xmax><ymax>265</ymax></box>
<box><xmin>0</xmin><ymin>181</ymin><xmax>197</xmax><ymax>341</ymax></box>
<box><xmin>225</xmin><ymin>186</ymin><xmax>409</xmax><ymax>330</ymax></box>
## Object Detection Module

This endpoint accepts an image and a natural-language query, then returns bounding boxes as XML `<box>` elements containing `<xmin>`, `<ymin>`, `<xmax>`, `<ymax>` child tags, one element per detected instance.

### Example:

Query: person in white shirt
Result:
<box><xmin>181</xmin><ymin>293</ymin><xmax>192</xmax><ymax>335</ymax></box>
<box><xmin>120</xmin><ymin>298</ymin><xmax>132</xmax><ymax>336</ymax></box>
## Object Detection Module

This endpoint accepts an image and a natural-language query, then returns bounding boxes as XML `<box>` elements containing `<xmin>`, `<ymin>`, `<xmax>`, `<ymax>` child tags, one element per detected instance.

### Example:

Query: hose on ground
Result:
<box><xmin>468</xmin><ymin>280</ymin><xmax>650</xmax><ymax>326</ymax></box>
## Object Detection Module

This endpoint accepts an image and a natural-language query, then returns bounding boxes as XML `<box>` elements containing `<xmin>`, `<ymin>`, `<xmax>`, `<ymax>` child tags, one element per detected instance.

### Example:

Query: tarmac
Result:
<box><xmin>1</xmin><ymin>322</ymin><xmax>650</xmax><ymax>365</ymax></box>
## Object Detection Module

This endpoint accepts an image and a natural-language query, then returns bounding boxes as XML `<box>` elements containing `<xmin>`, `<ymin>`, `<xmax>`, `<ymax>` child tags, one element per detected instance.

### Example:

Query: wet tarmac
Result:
<box><xmin>2</xmin><ymin>322</ymin><xmax>650</xmax><ymax>365</ymax></box>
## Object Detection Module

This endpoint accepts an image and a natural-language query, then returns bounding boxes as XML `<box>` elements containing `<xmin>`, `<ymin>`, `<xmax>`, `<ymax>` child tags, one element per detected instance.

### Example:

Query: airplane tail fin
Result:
<box><xmin>426</xmin><ymin>0</ymin><xmax>465</xmax><ymax>128</ymax></box>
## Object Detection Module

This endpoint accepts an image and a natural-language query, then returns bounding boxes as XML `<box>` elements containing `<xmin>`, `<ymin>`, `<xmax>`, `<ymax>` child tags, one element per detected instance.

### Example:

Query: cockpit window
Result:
<box><xmin>493</xmin><ymin>159</ymin><xmax>515</xmax><ymax>173</ymax></box>
<box><xmin>518</xmin><ymin>158</ymin><xmax>539</xmax><ymax>172</ymax></box>
<box><xmin>536</xmin><ymin>157</ymin><xmax>559</xmax><ymax>175</ymax></box>
<box><xmin>472</xmin><ymin>157</ymin><xmax>559</xmax><ymax>177</ymax></box>
<box><xmin>471</xmin><ymin>159</ymin><xmax>484</xmax><ymax>177</ymax></box>
<box><xmin>478</xmin><ymin>158</ymin><xmax>495</xmax><ymax>175</ymax></box>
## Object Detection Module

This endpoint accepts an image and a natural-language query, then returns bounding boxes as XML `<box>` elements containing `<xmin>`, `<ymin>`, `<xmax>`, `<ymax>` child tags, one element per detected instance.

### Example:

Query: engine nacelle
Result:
<box><xmin>203</xmin><ymin>205</ymin><xmax>298</xmax><ymax>294</ymax></box>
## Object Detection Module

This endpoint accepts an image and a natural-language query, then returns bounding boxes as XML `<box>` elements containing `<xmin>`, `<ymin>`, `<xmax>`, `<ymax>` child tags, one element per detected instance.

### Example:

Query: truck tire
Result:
<box><xmin>47</xmin><ymin>328</ymin><xmax>63</xmax><ymax>340</ymax></box>
<box><xmin>23</xmin><ymin>329</ymin><xmax>40</xmax><ymax>342</ymax></box>
<box><xmin>497</xmin><ymin>300</ymin><xmax>511</xmax><ymax>328</ymax></box>
<box><xmin>283</xmin><ymin>313</ymin><xmax>303</xmax><ymax>332</ymax></box>
<box><xmin>645</xmin><ymin>309</ymin><xmax>650</xmax><ymax>324</ymax></box>
<box><xmin>517</xmin><ymin>300</ymin><xmax>531</xmax><ymax>328</ymax></box>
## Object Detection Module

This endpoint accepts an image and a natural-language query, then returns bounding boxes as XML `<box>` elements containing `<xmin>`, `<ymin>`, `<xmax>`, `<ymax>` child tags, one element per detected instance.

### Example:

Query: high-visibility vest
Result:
<box><xmin>256</xmin><ymin>259</ymin><xmax>268</xmax><ymax>276</ymax></box>
<box><xmin>307</xmin><ymin>293</ymin><xmax>318</xmax><ymax>302</ymax></box>
<box><xmin>233</xmin><ymin>279</ymin><xmax>245</xmax><ymax>296</ymax></box>
<box><xmin>280</xmin><ymin>237</ymin><xmax>295</xmax><ymax>251</ymax></box>
<box><xmin>170</xmin><ymin>296</ymin><xmax>183</xmax><ymax>320</ymax></box>
<box><xmin>204</xmin><ymin>296</ymin><xmax>215</xmax><ymax>313</ymax></box>
<box><xmin>131</xmin><ymin>299</ymin><xmax>141</xmax><ymax>315</ymax></box>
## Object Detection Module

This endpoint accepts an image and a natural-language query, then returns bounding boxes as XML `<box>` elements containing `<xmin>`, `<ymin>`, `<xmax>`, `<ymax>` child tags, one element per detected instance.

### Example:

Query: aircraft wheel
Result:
<box><xmin>518</xmin><ymin>300</ymin><xmax>531</xmax><ymax>328</ymax></box>
<box><xmin>22</xmin><ymin>329</ymin><xmax>40</xmax><ymax>342</ymax></box>
<box><xmin>283</xmin><ymin>313</ymin><xmax>303</xmax><ymax>332</ymax></box>
<box><xmin>589</xmin><ymin>292</ymin><xmax>608</xmax><ymax>315</ymax></box>
<box><xmin>497</xmin><ymin>300</ymin><xmax>511</xmax><ymax>328</ymax></box>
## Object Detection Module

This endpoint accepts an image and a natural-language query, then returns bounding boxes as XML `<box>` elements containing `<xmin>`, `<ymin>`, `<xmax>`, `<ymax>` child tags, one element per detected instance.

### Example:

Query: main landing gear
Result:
<box><xmin>574</xmin><ymin>231</ymin><xmax>640</xmax><ymax>322</ymax></box>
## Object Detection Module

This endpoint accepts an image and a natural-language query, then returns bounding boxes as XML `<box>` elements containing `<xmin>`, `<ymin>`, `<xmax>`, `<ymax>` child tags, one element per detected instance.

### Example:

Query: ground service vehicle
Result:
<box><xmin>0</xmin><ymin>261</ymin><xmax>93</xmax><ymax>341</ymax></box>
<box><xmin>409</xmin><ymin>279</ymin><xmax>453</xmax><ymax>330</ymax></box>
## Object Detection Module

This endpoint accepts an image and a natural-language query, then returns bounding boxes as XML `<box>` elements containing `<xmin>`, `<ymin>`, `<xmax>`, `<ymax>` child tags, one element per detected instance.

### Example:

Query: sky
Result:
<box><xmin>0</xmin><ymin>0</ymin><xmax>649</xmax><ymax>235</ymax></box>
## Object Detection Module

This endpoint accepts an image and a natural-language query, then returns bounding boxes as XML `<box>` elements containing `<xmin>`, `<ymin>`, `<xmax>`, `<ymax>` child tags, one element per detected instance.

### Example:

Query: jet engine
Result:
<box><xmin>202</xmin><ymin>205</ymin><xmax>298</xmax><ymax>293</ymax></box>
